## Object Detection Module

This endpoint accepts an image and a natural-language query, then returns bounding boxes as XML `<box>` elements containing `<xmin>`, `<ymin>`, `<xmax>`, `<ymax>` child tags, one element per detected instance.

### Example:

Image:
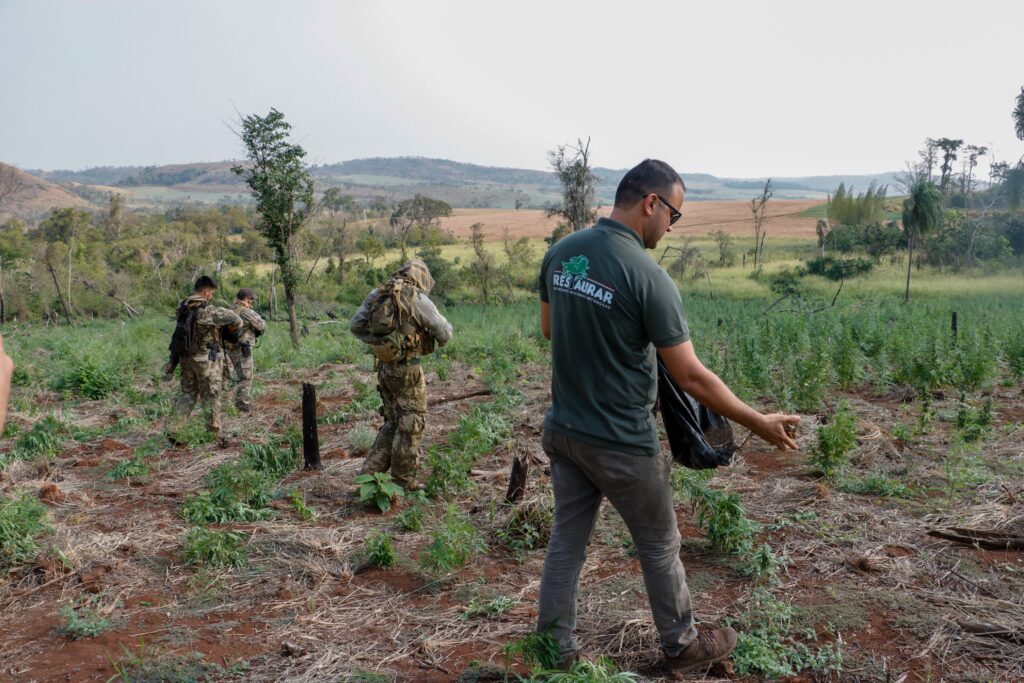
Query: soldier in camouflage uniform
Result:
<box><xmin>350</xmin><ymin>260</ymin><xmax>452</xmax><ymax>490</ymax></box>
<box><xmin>169</xmin><ymin>276</ymin><xmax>242</xmax><ymax>447</ymax></box>
<box><xmin>222</xmin><ymin>288</ymin><xmax>266</xmax><ymax>413</ymax></box>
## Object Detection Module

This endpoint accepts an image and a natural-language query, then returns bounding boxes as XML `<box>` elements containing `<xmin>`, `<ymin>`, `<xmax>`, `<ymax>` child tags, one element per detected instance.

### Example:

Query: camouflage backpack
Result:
<box><xmin>365</xmin><ymin>277</ymin><xmax>420</xmax><ymax>362</ymax></box>
<box><xmin>169</xmin><ymin>299</ymin><xmax>207</xmax><ymax>358</ymax></box>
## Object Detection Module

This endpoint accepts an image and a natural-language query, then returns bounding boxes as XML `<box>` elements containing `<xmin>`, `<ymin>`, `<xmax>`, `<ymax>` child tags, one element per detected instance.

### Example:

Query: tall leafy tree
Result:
<box><xmin>321</xmin><ymin>187</ymin><xmax>356</xmax><ymax>276</ymax></box>
<box><xmin>38</xmin><ymin>207</ymin><xmax>90</xmax><ymax>316</ymax></box>
<box><xmin>388</xmin><ymin>195</ymin><xmax>452</xmax><ymax>261</ymax></box>
<box><xmin>901</xmin><ymin>178</ymin><xmax>944</xmax><ymax>302</ymax></box>
<box><xmin>233</xmin><ymin>109</ymin><xmax>315</xmax><ymax>349</ymax></box>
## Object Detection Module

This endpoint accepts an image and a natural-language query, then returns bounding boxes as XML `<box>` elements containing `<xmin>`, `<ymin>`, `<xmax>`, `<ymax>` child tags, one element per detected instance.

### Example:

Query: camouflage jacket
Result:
<box><xmin>350</xmin><ymin>260</ymin><xmax>452</xmax><ymax>360</ymax></box>
<box><xmin>226</xmin><ymin>303</ymin><xmax>266</xmax><ymax>348</ymax></box>
<box><xmin>178</xmin><ymin>295</ymin><xmax>243</xmax><ymax>359</ymax></box>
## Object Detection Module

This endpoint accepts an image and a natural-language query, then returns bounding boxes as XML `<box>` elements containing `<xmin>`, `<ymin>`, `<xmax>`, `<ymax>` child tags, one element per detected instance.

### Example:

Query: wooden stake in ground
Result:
<box><xmin>301</xmin><ymin>382</ymin><xmax>321</xmax><ymax>470</ymax></box>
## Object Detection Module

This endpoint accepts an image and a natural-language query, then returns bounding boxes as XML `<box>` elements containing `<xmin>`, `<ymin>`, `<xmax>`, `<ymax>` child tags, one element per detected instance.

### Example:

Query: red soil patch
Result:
<box><xmin>355</xmin><ymin>567</ymin><xmax>425</xmax><ymax>595</ymax></box>
<box><xmin>437</xmin><ymin>201</ymin><xmax>823</xmax><ymax>241</ymax></box>
<box><xmin>97</xmin><ymin>438</ymin><xmax>130</xmax><ymax>453</ymax></box>
<box><xmin>37</xmin><ymin>482</ymin><xmax>66</xmax><ymax>504</ymax></box>
<box><xmin>739</xmin><ymin>447</ymin><xmax>805</xmax><ymax>475</ymax></box>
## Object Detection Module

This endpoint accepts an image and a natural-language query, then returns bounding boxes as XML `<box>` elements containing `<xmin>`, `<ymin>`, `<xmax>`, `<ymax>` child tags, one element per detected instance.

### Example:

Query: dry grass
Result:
<box><xmin>2</xmin><ymin>355</ymin><xmax>1023</xmax><ymax>682</ymax></box>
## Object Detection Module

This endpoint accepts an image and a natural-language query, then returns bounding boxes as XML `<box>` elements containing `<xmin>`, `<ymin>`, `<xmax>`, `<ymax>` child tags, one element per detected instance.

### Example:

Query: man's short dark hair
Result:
<box><xmin>194</xmin><ymin>275</ymin><xmax>217</xmax><ymax>292</ymax></box>
<box><xmin>614</xmin><ymin>159</ymin><xmax>686</xmax><ymax>208</ymax></box>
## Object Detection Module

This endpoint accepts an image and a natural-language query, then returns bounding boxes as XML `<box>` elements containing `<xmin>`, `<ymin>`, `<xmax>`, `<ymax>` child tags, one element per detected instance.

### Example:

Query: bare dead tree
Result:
<box><xmin>77</xmin><ymin>278</ymin><xmax>140</xmax><ymax>319</ymax></box>
<box><xmin>815</xmin><ymin>219</ymin><xmax>828</xmax><ymax>259</ymax></box>
<box><xmin>0</xmin><ymin>163</ymin><xmax>24</xmax><ymax>212</ymax></box>
<box><xmin>750</xmin><ymin>179</ymin><xmax>773</xmax><ymax>269</ymax></box>
<box><xmin>43</xmin><ymin>246</ymin><xmax>73</xmax><ymax>325</ymax></box>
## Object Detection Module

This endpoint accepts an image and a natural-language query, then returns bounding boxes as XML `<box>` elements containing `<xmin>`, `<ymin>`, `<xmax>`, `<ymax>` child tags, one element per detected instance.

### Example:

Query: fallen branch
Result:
<box><xmin>927</xmin><ymin>527</ymin><xmax>1024</xmax><ymax>550</ymax></box>
<box><xmin>427</xmin><ymin>389</ymin><xmax>492</xmax><ymax>407</ymax></box>
<box><xmin>1</xmin><ymin>569</ymin><xmax>79</xmax><ymax>607</ymax></box>
<box><xmin>957</xmin><ymin>619</ymin><xmax>1024</xmax><ymax>644</ymax></box>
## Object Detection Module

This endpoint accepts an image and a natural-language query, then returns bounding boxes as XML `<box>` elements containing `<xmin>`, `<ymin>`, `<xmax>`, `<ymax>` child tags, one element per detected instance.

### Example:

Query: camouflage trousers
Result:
<box><xmin>360</xmin><ymin>361</ymin><xmax>426</xmax><ymax>489</ymax></box>
<box><xmin>224</xmin><ymin>349</ymin><xmax>255</xmax><ymax>410</ymax></box>
<box><xmin>172</xmin><ymin>354</ymin><xmax>224</xmax><ymax>435</ymax></box>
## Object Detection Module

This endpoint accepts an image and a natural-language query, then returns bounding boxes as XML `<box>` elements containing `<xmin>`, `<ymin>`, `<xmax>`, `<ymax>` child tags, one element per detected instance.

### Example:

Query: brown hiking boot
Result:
<box><xmin>662</xmin><ymin>627</ymin><xmax>737</xmax><ymax>673</ymax></box>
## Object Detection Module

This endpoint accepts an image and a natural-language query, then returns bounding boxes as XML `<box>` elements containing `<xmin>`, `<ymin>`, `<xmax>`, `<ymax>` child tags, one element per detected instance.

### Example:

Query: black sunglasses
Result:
<box><xmin>651</xmin><ymin>194</ymin><xmax>682</xmax><ymax>226</ymax></box>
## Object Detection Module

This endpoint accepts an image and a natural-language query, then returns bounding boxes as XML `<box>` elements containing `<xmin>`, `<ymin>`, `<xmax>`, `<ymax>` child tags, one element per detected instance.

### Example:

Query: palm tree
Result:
<box><xmin>901</xmin><ymin>178</ymin><xmax>944</xmax><ymax>303</ymax></box>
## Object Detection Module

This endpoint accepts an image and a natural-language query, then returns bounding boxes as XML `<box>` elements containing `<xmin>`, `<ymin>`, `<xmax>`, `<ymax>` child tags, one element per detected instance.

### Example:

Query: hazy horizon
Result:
<box><xmin>1</xmin><ymin>0</ymin><xmax>1021</xmax><ymax>178</ymax></box>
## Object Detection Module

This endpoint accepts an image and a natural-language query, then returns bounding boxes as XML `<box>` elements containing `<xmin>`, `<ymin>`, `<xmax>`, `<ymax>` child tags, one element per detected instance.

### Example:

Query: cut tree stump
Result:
<box><xmin>302</xmin><ymin>382</ymin><xmax>321</xmax><ymax>471</ymax></box>
<box><xmin>505</xmin><ymin>455</ymin><xmax>528</xmax><ymax>504</ymax></box>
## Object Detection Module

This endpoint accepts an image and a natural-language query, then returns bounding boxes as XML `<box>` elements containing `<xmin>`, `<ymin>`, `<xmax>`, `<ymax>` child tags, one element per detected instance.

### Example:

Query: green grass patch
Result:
<box><xmin>729</xmin><ymin>588</ymin><xmax>843</xmax><ymax>678</ymax></box>
<box><xmin>419</xmin><ymin>505</ymin><xmax>487</xmax><ymax>574</ymax></box>
<box><xmin>183</xmin><ymin>527</ymin><xmax>249</xmax><ymax>568</ymax></box>
<box><xmin>0</xmin><ymin>491</ymin><xmax>52</xmax><ymax>569</ymax></box>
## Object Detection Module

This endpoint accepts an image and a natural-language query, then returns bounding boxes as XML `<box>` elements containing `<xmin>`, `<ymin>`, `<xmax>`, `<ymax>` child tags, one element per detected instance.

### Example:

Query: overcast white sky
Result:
<box><xmin>1</xmin><ymin>0</ymin><xmax>1021</xmax><ymax>177</ymax></box>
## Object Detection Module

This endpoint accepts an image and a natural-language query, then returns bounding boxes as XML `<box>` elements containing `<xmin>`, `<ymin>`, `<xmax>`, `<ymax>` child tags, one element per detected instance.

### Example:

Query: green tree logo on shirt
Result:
<box><xmin>561</xmin><ymin>255</ymin><xmax>590</xmax><ymax>282</ymax></box>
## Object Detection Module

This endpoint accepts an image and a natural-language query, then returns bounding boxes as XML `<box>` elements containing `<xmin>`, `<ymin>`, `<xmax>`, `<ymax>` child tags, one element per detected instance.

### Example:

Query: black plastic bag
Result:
<box><xmin>656</xmin><ymin>357</ymin><xmax>735</xmax><ymax>469</ymax></box>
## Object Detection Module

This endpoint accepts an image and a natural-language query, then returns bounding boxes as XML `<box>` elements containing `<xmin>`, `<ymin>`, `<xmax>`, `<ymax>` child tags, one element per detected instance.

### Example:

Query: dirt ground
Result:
<box><xmin>438</xmin><ymin>200</ymin><xmax>823</xmax><ymax>241</ymax></box>
<box><xmin>1</xmin><ymin>361</ymin><xmax>1023</xmax><ymax>682</ymax></box>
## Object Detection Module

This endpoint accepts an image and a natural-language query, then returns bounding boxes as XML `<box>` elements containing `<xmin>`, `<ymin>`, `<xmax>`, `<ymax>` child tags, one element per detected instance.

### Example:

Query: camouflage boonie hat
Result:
<box><xmin>236</xmin><ymin>288</ymin><xmax>256</xmax><ymax>301</ymax></box>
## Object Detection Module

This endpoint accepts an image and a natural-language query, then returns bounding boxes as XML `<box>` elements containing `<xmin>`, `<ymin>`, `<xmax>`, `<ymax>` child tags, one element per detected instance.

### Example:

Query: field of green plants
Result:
<box><xmin>1</xmin><ymin>251</ymin><xmax>1023</xmax><ymax>682</ymax></box>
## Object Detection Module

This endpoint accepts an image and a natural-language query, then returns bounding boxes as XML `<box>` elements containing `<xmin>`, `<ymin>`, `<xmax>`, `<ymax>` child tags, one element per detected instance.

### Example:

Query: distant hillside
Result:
<box><xmin>0</xmin><ymin>163</ymin><xmax>96</xmax><ymax>222</ymax></box>
<box><xmin>22</xmin><ymin>157</ymin><xmax>902</xmax><ymax>216</ymax></box>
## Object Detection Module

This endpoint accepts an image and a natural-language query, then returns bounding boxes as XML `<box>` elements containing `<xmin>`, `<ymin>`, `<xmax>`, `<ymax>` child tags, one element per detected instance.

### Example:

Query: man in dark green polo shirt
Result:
<box><xmin>536</xmin><ymin>159</ymin><xmax>799</xmax><ymax>673</ymax></box>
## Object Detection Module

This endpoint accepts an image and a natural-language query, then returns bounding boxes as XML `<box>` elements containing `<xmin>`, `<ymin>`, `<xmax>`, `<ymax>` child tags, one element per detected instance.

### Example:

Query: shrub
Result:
<box><xmin>730</xmin><ymin>588</ymin><xmax>843</xmax><ymax>678</ymax></box>
<box><xmin>810</xmin><ymin>401</ymin><xmax>857</xmax><ymax>479</ymax></box>
<box><xmin>57</xmin><ymin>603</ymin><xmax>111</xmax><ymax>639</ymax></box>
<box><xmin>805</xmin><ymin>256</ymin><xmax>874</xmax><ymax>281</ymax></box>
<box><xmin>419</xmin><ymin>505</ymin><xmax>486</xmax><ymax>574</ymax></box>
<box><xmin>6</xmin><ymin>415</ymin><xmax>65</xmax><ymax>467</ymax></box>
<box><xmin>955</xmin><ymin>396</ymin><xmax>993</xmax><ymax>443</ymax></box>
<box><xmin>183</xmin><ymin>527</ymin><xmax>248</xmax><ymax>568</ymax></box>
<box><xmin>54</xmin><ymin>356</ymin><xmax>120</xmax><ymax>399</ymax></box>
<box><xmin>240</xmin><ymin>440</ymin><xmax>298</xmax><ymax>480</ymax></box>
<box><xmin>460</xmin><ymin>595</ymin><xmax>515</xmax><ymax>620</ymax></box>
<box><xmin>288</xmin><ymin>490</ymin><xmax>315</xmax><ymax>521</ymax></box>
<box><xmin>364</xmin><ymin>531</ymin><xmax>396</xmax><ymax>568</ymax></box>
<box><xmin>396</xmin><ymin>499</ymin><xmax>424</xmax><ymax>532</ymax></box>
<box><xmin>172</xmin><ymin>420</ymin><xmax>217</xmax><ymax>449</ymax></box>
<box><xmin>836</xmin><ymin>474</ymin><xmax>911</xmax><ymax>498</ymax></box>
<box><xmin>182</xmin><ymin>464</ymin><xmax>274</xmax><ymax>524</ymax></box>
<box><xmin>502</xmin><ymin>630</ymin><xmax>562</xmax><ymax>671</ymax></box>
<box><xmin>675</xmin><ymin>469</ymin><xmax>758</xmax><ymax>556</ymax></box>
<box><xmin>0</xmin><ymin>492</ymin><xmax>52</xmax><ymax>569</ymax></box>
<box><xmin>348</xmin><ymin>424</ymin><xmax>376</xmax><ymax>453</ymax></box>
<box><xmin>537</xmin><ymin>656</ymin><xmax>639</xmax><ymax>682</ymax></box>
<box><xmin>497</xmin><ymin>498</ymin><xmax>553</xmax><ymax>552</ymax></box>
<box><xmin>355</xmin><ymin>472</ymin><xmax>404</xmax><ymax>513</ymax></box>
<box><xmin>108</xmin><ymin>455</ymin><xmax>148</xmax><ymax>481</ymax></box>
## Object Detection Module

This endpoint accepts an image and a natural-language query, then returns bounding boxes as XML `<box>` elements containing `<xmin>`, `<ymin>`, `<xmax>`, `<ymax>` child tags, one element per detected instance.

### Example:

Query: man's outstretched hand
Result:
<box><xmin>753</xmin><ymin>413</ymin><xmax>801</xmax><ymax>450</ymax></box>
